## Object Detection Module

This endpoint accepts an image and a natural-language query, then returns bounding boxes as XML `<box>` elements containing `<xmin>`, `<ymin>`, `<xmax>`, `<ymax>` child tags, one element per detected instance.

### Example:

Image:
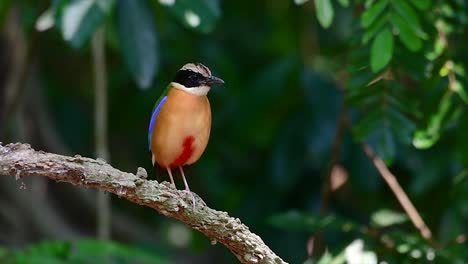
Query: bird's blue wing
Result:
<box><xmin>148</xmin><ymin>88</ymin><xmax>169</xmax><ymax>150</ymax></box>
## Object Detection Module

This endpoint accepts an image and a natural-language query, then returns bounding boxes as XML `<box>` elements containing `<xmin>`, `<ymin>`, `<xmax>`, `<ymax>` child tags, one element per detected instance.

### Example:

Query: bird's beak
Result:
<box><xmin>204</xmin><ymin>75</ymin><xmax>224</xmax><ymax>86</ymax></box>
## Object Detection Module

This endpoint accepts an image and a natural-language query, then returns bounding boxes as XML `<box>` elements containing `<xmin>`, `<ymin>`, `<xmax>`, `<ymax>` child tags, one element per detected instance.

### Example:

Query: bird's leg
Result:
<box><xmin>179</xmin><ymin>166</ymin><xmax>195</xmax><ymax>208</ymax></box>
<box><xmin>166</xmin><ymin>167</ymin><xmax>175</xmax><ymax>187</ymax></box>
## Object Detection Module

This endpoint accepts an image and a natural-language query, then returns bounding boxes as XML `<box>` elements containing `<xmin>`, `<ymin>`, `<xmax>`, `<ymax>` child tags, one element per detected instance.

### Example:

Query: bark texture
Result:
<box><xmin>0</xmin><ymin>142</ymin><xmax>286</xmax><ymax>264</ymax></box>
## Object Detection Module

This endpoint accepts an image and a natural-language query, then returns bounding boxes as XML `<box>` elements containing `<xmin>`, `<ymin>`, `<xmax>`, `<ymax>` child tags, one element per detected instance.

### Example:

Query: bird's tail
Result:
<box><xmin>149</xmin><ymin>151</ymin><xmax>164</xmax><ymax>182</ymax></box>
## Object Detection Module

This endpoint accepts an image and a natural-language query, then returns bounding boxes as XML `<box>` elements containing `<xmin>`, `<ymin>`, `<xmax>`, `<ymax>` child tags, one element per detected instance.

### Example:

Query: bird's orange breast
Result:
<box><xmin>151</xmin><ymin>87</ymin><xmax>211</xmax><ymax>168</ymax></box>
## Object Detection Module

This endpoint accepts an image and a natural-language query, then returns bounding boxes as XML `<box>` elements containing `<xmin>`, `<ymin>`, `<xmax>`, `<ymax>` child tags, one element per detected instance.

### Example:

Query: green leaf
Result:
<box><xmin>456</xmin><ymin>118</ymin><xmax>468</xmax><ymax>167</ymax></box>
<box><xmin>370</xmin><ymin>28</ymin><xmax>393</xmax><ymax>72</ymax></box>
<box><xmin>294</xmin><ymin>0</ymin><xmax>310</xmax><ymax>5</ymax></box>
<box><xmin>375</xmin><ymin>126</ymin><xmax>395</xmax><ymax>164</ymax></box>
<box><xmin>353</xmin><ymin>108</ymin><xmax>383</xmax><ymax>140</ymax></box>
<box><xmin>160</xmin><ymin>0</ymin><xmax>221</xmax><ymax>34</ymax></box>
<box><xmin>393</xmin><ymin>0</ymin><xmax>427</xmax><ymax>39</ymax></box>
<box><xmin>410</xmin><ymin>0</ymin><xmax>431</xmax><ymax>10</ymax></box>
<box><xmin>413</xmin><ymin>92</ymin><xmax>454</xmax><ymax>149</ymax></box>
<box><xmin>61</xmin><ymin>0</ymin><xmax>114</xmax><ymax>48</ymax></box>
<box><xmin>116</xmin><ymin>0</ymin><xmax>158</xmax><ymax>89</ymax></box>
<box><xmin>453</xmin><ymin>63</ymin><xmax>466</xmax><ymax>76</ymax></box>
<box><xmin>412</xmin><ymin>130</ymin><xmax>439</xmax><ymax>149</ymax></box>
<box><xmin>391</xmin><ymin>13</ymin><xmax>422</xmax><ymax>51</ymax></box>
<box><xmin>386</xmin><ymin>107</ymin><xmax>416</xmax><ymax>144</ymax></box>
<box><xmin>426</xmin><ymin>36</ymin><xmax>446</xmax><ymax>60</ymax></box>
<box><xmin>364</xmin><ymin>0</ymin><xmax>375</xmax><ymax>8</ymax></box>
<box><xmin>371</xmin><ymin>209</ymin><xmax>408</xmax><ymax>227</ymax></box>
<box><xmin>314</xmin><ymin>0</ymin><xmax>334</xmax><ymax>28</ymax></box>
<box><xmin>316</xmin><ymin>250</ymin><xmax>346</xmax><ymax>264</ymax></box>
<box><xmin>36</xmin><ymin>7</ymin><xmax>56</xmax><ymax>32</ymax></box>
<box><xmin>11</xmin><ymin>240</ymin><xmax>169</xmax><ymax>264</ymax></box>
<box><xmin>385</xmin><ymin>92</ymin><xmax>421</xmax><ymax>117</ymax></box>
<box><xmin>452</xmin><ymin>80</ymin><xmax>468</xmax><ymax>104</ymax></box>
<box><xmin>72</xmin><ymin>240</ymin><xmax>168</xmax><ymax>263</ymax></box>
<box><xmin>0</xmin><ymin>247</ymin><xmax>8</xmax><ymax>259</ymax></box>
<box><xmin>361</xmin><ymin>0</ymin><xmax>388</xmax><ymax>28</ymax></box>
<box><xmin>426</xmin><ymin>92</ymin><xmax>453</xmax><ymax>136</ymax></box>
<box><xmin>268</xmin><ymin>211</ymin><xmax>358</xmax><ymax>233</ymax></box>
<box><xmin>362</xmin><ymin>12</ymin><xmax>388</xmax><ymax>44</ymax></box>
<box><xmin>337</xmin><ymin>0</ymin><xmax>349</xmax><ymax>8</ymax></box>
<box><xmin>346</xmin><ymin>82</ymin><xmax>381</xmax><ymax>106</ymax></box>
<box><xmin>0</xmin><ymin>0</ymin><xmax>12</xmax><ymax>27</ymax></box>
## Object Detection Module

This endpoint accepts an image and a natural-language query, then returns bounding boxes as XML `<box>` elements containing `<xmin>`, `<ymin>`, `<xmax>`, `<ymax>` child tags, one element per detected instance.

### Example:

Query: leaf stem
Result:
<box><xmin>362</xmin><ymin>143</ymin><xmax>433</xmax><ymax>241</ymax></box>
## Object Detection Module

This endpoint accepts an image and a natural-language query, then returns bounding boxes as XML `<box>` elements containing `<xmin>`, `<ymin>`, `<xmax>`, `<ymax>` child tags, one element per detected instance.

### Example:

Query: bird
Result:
<box><xmin>148</xmin><ymin>63</ymin><xmax>224</xmax><ymax>206</ymax></box>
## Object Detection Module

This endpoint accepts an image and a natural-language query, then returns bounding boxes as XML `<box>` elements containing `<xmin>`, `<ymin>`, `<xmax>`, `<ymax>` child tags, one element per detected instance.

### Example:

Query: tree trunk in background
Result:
<box><xmin>92</xmin><ymin>27</ymin><xmax>111</xmax><ymax>240</ymax></box>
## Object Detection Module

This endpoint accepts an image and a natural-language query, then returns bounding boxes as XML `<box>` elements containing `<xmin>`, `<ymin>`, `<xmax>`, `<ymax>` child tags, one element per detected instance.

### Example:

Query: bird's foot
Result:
<box><xmin>182</xmin><ymin>189</ymin><xmax>196</xmax><ymax>209</ymax></box>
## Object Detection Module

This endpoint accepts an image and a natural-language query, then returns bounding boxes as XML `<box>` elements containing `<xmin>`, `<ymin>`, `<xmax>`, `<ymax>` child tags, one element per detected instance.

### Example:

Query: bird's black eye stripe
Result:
<box><xmin>173</xmin><ymin>70</ymin><xmax>205</xmax><ymax>87</ymax></box>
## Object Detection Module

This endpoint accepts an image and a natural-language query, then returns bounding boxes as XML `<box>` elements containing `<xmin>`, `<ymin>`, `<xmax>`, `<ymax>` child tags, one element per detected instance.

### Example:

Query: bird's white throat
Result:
<box><xmin>171</xmin><ymin>82</ymin><xmax>211</xmax><ymax>96</ymax></box>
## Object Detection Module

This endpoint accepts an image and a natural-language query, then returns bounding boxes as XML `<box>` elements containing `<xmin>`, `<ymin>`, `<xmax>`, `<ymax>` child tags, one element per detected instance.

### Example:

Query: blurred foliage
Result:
<box><xmin>0</xmin><ymin>240</ymin><xmax>168</xmax><ymax>264</ymax></box>
<box><xmin>0</xmin><ymin>0</ymin><xmax>467</xmax><ymax>263</ymax></box>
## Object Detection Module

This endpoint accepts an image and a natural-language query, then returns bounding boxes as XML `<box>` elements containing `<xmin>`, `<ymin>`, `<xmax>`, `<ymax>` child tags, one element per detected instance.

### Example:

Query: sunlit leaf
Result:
<box><xmin>364</xmin><ymin>0</ymin><xmax>375</xmax><ymax>8</ymax></box>
<box><xmin>425</xmin><ymin>92</ymin><xmax>453</xmax><ymax>136</ymax></box>
<box><xmin>426</xmin><ymin>36</ymin><xmax>446</xmax><ymax>60</ymax></box>
<box><xmin>361</xmin><ymin>0</ymin><xmax>388</xmax><ymax>28</ymax></box>
<box><xmin>159</xmin><ymin>0</ymin><xmax>221</xmax><ymax>33</ymax></box>
<box><xmin>413</xmin><ymin>92</ymin><xmax>454</xmax><ymax>149</ymax></box>
<box><xmin>36</xmin><ymin>7</ymin><xmax>56</xmax><ymax>32</ymax></box>
<box><xmin>440</xmin><ymin>3</ymin><xmax>455</xmax><ymax>18</ymax></box>
<box><xmin>314</xmin><ymin>0</ymin><xmax>334</xmax><ymax>28</ymax></box>
<box><xmin>337</xmin><ymin>0</ymin><xmax>349</xmax><ymax>8</ymax></box>
<box><xmin>412</xmin><ymin>130</ymin><xmax>439</xmax><ymax>149</ymax></box>
<box><xmin>116</xmin><ymin>0</ymin><xmax>158</xmax><ymax>89</ymax></box>
<box><xmin>294</xmin><ymin>0</ymin><xmax>310</xmax><ymax>5</ymax></box>
<box><xmin>371</xmin><ymin>209</ymin><xmax>408</xmax><ymax>227</ymax></box>
<box><xmin>344</xmin><ymin>240</ymin><xmax>377</xmax><ymax>264</ymax></box>
<box><xmin>370</xmin><ymin>28</ymin><xmax>393</xmax><ymax>72</ymax></box>
<box><xmin>439</xmin><ymin>64</ymin><xmax>450</xmax><ymax>77</ymax></box>
<box><xmin>317</xmin><ymin>250</ymin><xmax>346</xmax><ymax>264</ymax></box>
<box><xmin>61</xmin><ymin>0</ymin><xmax>114</xmax><ymax>48</ymax></box>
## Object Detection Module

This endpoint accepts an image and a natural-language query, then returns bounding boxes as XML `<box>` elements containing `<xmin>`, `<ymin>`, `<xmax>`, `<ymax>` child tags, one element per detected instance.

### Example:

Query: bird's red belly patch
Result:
<box><xmin>170</xmin><ymin>136</ymin><xmax>195</xmax><ymax>168</ymax></box>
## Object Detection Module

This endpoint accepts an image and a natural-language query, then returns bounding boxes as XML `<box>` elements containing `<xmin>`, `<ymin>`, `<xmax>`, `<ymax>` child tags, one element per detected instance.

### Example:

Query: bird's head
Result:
<box><xmin>172</xmin><ymin>63</ymin><xmax>224</xmax><ymax>96</ymax></box>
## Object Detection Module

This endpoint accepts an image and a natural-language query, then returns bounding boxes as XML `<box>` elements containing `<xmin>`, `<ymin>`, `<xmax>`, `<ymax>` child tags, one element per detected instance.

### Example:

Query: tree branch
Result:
<box><xmin>362</xmin><ymin>143</ymin><xmax>433</xmax><ymax>241</ymax></box>
<box><xmin>0</xmin><ymin>142</ymin><xmax>286</xmax><ymax>264</ymax></box>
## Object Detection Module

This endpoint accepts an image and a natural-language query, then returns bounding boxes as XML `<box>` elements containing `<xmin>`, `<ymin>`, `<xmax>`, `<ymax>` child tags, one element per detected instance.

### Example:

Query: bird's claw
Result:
<box><xmin>182</xmin><ymin>189</ymin><xmax>196</xmax><ymax>209</ymax></box>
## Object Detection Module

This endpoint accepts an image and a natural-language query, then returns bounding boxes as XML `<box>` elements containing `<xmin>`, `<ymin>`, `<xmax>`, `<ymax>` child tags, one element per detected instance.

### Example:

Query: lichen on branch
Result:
<box><xmin>0</xmin><ymin>142</ymin><xmax>286</xmax><ymax>264</ymax></box>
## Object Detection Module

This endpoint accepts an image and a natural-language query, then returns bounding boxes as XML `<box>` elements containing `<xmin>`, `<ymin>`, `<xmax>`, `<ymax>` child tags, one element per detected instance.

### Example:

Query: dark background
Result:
<box><xmin>0</xmin><ymin>0</ymin><xmax>467</xmax><ymax>263</ymax></box>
